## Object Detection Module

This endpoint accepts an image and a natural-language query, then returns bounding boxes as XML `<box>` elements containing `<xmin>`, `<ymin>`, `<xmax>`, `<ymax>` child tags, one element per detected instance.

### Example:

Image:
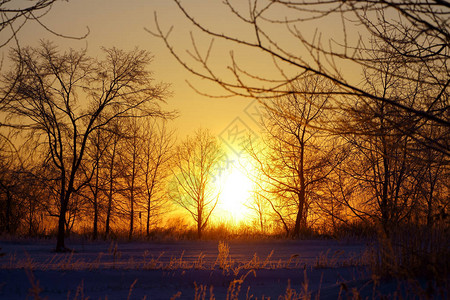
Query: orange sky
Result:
<box><xmin>0</xmin><ymin>0</ymin><xmax>360</xmax><ymax>149</ymax></box>
<box><xmin>0</xmin><ymin>0</ymin><xmax>379</xmax><ymax>225</ymax></box>
<box><xmin>0</xmin><ymin>0</ymin><xmax>263</xmax><ymax>140</ymax></box>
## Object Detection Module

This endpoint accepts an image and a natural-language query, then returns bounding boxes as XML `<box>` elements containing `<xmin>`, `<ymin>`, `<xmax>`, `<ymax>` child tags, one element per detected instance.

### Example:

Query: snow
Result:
<box><xmin>0</xmin><ymin>238</ymin><xmax>440</xmax><ymax>299</ymax></box>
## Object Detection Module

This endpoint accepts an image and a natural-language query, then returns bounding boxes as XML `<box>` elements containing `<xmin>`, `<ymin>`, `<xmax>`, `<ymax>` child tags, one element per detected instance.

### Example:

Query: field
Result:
<box><xmin>0</xmin><ymin>238</ymin><xmax>444</xmax><ymax>299</ymax></box>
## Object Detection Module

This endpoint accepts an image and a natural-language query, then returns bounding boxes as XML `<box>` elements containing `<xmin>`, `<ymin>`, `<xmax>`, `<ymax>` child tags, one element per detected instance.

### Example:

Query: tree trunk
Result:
<box><xmin>93</xmin><ymin>200</ymin><xmax>98</xmax><ymax>240</ymax></box>
<box><xmin>426</xmin><ymin>165</ymin><xmax>437</xmax><ymax>228</ymax></box>
<box><xmin>293</xmin><ymin>192</ymin><xmax>305</xmax><ymax>237</ymax></box>
<box><xmin>381</xmin><ymin>155</ymin><xmax>390</xmax><ymax>235</ymax></box>
<box><xmin>105</xmin><ymin>191</ymin><xmax>112</xmax><ymax>237</ymax></box>
<box><xmin>259</xmin><ymin>209</ymin><xmax>264</xmax><ymax>233</ymax></box>
<box><xmin>28</xmin><ymin>197</ymin><xmax>33</xmax><ymax>236</ymax></box>
<box><xmin>146</xmin><ymin>179</ymin><xmax>155</xmax><ymax>237</ymax></box>
<box><xmin>128</xmin><ymin>151</ymin><xmax>137</xmax><ymax>240</ymax></box>
<box><xmin>5</xmin><ymin>190</ymin><xmax>11</xmax><ymax>234</ymax></box>
<box><xmin>92</xmin><ymin>164</ymin><xmax>100</xmax><ymax>240</ymax></box>
<box><xmin>105</xmin><ymin>141</ymin><xmax>117</xmax><ymax>238</ymax></box>
<box><xmin>56</xmin><ymin>195</ymin><xmax>68</xmax><ymax>251</ymax></box>
<box><xmin>105</xmin><ymin>193</ymin><xmax>112</xmax><ymax>237</ymax></box>
<box><xmin>197</xmin><ymin>206</ymin><xmax>202</xmax><ymax>239</ymax></box>
<box><xmin>293</xmin><ymin>142</ymin><xmax>306</xmax><ymax>237</ymax></box>
<box><xmin>56</xmin><ymin>168</ymin><xmax>77</xmax><ymax>251</ymax></box>
<box><xmin>197</xmin><ymin>222</ymin><xmax>202</xmax><ymax>239</ymax></box>
<box><xmin>146</xmin><ymin>195</ymin><xmax>151</xmax><ymax>237</ymax></box>
<box><xmin>129</xmin><ymin>196</ymin><xmax>134</xmax><ymax>240</ymax></box>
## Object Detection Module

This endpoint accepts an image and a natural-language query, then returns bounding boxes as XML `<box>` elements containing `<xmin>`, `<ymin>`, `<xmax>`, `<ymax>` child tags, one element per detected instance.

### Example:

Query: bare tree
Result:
<box><xmin>336</xmin><ymin>39</ymin><xmax>447</xmax><ymax>233</ymax></box>
<box><xmin>79</xmin><ymin>126</ymin><xmax>111</xmax><ymax>240</ymax></box>
<box><xmin>417</xmin><ymin>141</ymin><xmax>448</xmax><ymax>228</ymax></box>
<box><xmin>169</xmin><ymin>128</ymin><xmax>223</xmax><ymax>238</ymax></box>
<box><xmin>0</xmin><ymin>0</ymin><xmax>88</xmax><ymax>49</ymax></box>
<box><xmin>247</xmin><ymin>76</ymin><xmax>341</xmax><ymax>237</ymax></box>
<box><xmin>151</xmin><ymin>0</ymin><xmax>449</xmax><ymax>156</ymax></box>
<box><xmin>101</xmin><ymin>116</ymin><xmax>174</xmax><ymax>239</ymax></box>
<box><xmin>246</xmin><ymin>191</ymin><xmax>270</xmax><ymax>234</ymax></box>
<box><xmin>140</xmin><ymin>118</ymin><xmax>174</xmax><ymax>237</ymax></box>
<box><xmin>103</xmin><ymin>119</ymin><xmax>123</xmax><ymax>238</ymax></box>
<box><xmin>117</xmin><ymin>115</ymin><xmax>144</xmax><ymax>240</ymax></box>
<box><xmin>0</xmin><ymin>133</ymin><xmax>22</xmax><ymax>234</ymax></box>
<box><xmin>0</xmin><ymin>42</ymin><xmax>170</xmax><ymax>251</ymax></box>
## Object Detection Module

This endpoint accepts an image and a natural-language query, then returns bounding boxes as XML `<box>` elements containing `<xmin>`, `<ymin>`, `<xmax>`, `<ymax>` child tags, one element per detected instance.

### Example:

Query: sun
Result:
<box><xmin>216</xmin><ymin>159</ymin><xmax>255</xmax><ymax>224</ymax></box>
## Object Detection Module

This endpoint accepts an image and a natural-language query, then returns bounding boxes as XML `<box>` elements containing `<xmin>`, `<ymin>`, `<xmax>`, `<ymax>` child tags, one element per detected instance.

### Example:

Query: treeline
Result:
<box><xmin>0</xmin><ymin>1</ymin><xmax>449</xmax><ymax>254</ymax></box>
<box><xmin>0</xmin><ymin>45</ymin><xmax>447</xmax><ymax>245</ymax></box>
<box><xmin>245</xmin><ymin>75</ymin><xmax>449</xmax><ymax>238</ymax></box>
<box><xmin>151</xmin><ymin>0</ymin><xmax>450</xmax><ymax>242</ymax></box>
<box><xmin>0</xmin><ymin>116</ymin><xmax>173</xmax><ymax>239</ymax></box>
<box><xmin>0</xmin><ymin>43</ymin><xmax>176</xmax><ymax>250</ymax></box>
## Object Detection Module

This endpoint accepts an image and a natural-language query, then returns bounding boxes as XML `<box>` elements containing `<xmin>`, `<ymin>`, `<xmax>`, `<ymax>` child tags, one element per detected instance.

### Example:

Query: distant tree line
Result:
<box><xmin>0</xmin><ymin>42</ymin><xmax>175</xmax><ymax>251</ymax></box>
<box><xmin>0</xmin><ymin>41</ymin><xmax>446</xmax><ymax>246</ymax></box>
<box><xmin>246</xmin><ymin>72</ymin><xmax>448</xmax><ymax>238</ymax></box>
<box><xmin>0</xmin><ymin>0</ymin><xmax>448</xmax><ymax>252</ymax></box>
<box><xmin>151</xmin><ymin>0</ymin><xmax>449</xmax><ymax>238</ymax></box>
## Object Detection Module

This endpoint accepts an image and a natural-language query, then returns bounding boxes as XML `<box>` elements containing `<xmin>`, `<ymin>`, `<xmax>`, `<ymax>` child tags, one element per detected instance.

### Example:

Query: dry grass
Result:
<box><xmin>25</xmin><ymin>267</ymin><xmax>447</xmax><ymax>300</ymax></box>
<box><xmin>369</xmin><ymin>224</ymin><xmax>450</xmax><ymax>280</ymax></box>
<box><xmin>4</xmin><ymin>222</ymin><xmax>449</xmax><ymax>300</ymax></box>
<box><xmin>314</xmin><ymin>248</ymin><xmax>373</xmax><ymax>269</ymax></box>
<box><xmin>0</xmin><ymin>240</ymin><xmax>276</xmax><ymax>272</ymax></box>
<box><xmin>17</xmin><ymin>238</ymin><xmax>449</xmax><ymax>300</ymax></box>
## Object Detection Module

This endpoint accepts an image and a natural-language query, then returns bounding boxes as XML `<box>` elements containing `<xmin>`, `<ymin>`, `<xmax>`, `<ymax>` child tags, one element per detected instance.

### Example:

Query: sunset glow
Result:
<box><xmin>216</xmin><ymin>158</ymin><xmax>255</xmax><ymax>224</ymax></box>
<box><xmin>0</xmin><ymin>1</ymin><xmax>445</xmax><ymax>298</ymax></box>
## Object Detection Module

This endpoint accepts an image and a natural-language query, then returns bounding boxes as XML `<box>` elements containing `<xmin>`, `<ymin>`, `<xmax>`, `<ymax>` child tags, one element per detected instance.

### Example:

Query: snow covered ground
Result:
<box><xmin>0</xmin><ymin>238</ymin><xmax>438</xmax><ymax>299</ymax></box>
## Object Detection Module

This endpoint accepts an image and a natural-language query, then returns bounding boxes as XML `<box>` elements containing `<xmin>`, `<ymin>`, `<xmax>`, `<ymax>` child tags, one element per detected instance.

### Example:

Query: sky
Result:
<box><xmin>0</xmin><ymin>0</ymin><xmax>356</xmax><ymax>222</ymax></box>
<box><xmin>0</xmin><ymin>0</ymin><xmax>275</xmax><ymax>221</ymax></box>
<box><xmin>0</xmin><ymin>0</ymin><xmax>356</xmax><ymax>146</ymax></box>
<box><xmin>0</xmin><ymin>0</ymin><xmax>262</xmax><ymax>141</ymax></box>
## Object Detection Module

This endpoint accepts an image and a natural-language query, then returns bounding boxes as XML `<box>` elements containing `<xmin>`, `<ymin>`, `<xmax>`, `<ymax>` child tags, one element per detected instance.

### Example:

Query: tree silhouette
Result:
<box><xmin>151</xmin><ymin>0</ymin><xmax>449</xmax><ymax>155</ymax></box>
<box><xmin>169</xmin><ymin>128</ymin><xmax>223</xmax><ymax>239</ymax></box>
<box><xmin>247</xmin><ymin>76</ymin><xmax>342</xmax><ymax>237</ymax></box>
<box><xmin>1</xmin><ymin>42</ymin><xmax>170</xmax><ymax>251</ymax></box>
<box><xmin>140</xmin><ymin>119</ymin><xmax>174</xmax><ymax>237</ymax></box>
<box><xmin>0</xmin><ymin>1</ymin><xmax>88</xmax><ymax>49</ymax></box>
